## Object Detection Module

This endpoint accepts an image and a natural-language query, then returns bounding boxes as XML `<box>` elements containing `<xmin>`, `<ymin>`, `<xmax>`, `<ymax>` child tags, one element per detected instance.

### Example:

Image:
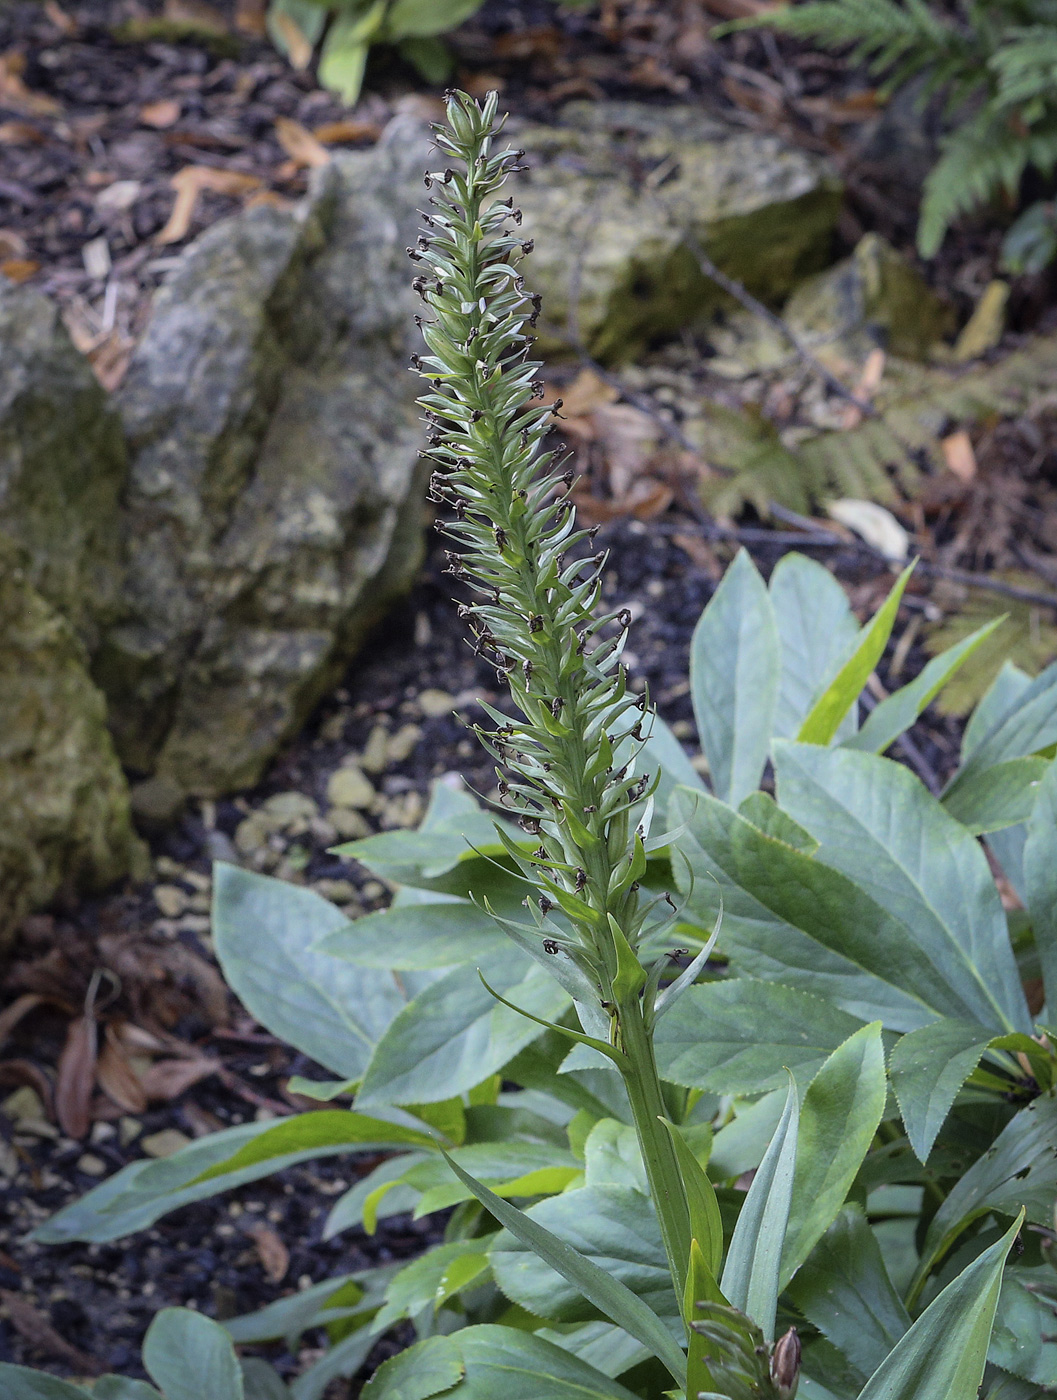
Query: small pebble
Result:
<box><xmin>326</xmin><ymin>765</ymin><xmax>374</xmax><ymax>810</ymax></box>
<box><xmin>360</xmin><ymin>723</ymin><xmax>390</xmax><ymax>773</ymax></box>
<box><xmin>154</xmin><ymin>884</ymin><xmax>189</xmax><ymax>918</ymax></box>
<box><xmin>261</xmin><ymin>791</ymin><xmax>318</xmax><ymax>824</ymax></box>
<box><xmin>141</xmin><ymin>1129</ymin><xmax>192</xmax><ymax>1158</ymax></box>
<box><xmin>313</xmin><ymin>878</ymin><xmax>356</xmax><ymax>904</ymax></box>
<box><xmin>386</xmin><ymin>723</ymin><xmax>423</xmax><ymax>764</ymax></box>
<box><xmin>119</xmin><ymin>1117</ymin><xmax>142</xmax><ymax>1146</ymax></box>
<box><xmin>417</xmin><ymin>688</ymin><xmax>456</xmax><ymax>718</ymax></box>
<box><xmin>76</xmin><ymin>1154</ymin><xmax>107</xmax><ymax>1177</ymax></box>
<box><xmin>329</xmin><ymin>808</ymin><xmax>371</xmax><ymax>840</ymax></box>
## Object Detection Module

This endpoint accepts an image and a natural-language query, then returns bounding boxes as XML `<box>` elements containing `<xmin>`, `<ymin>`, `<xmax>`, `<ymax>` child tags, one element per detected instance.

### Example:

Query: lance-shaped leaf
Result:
<box><xmin>770</xmin><ymin>551</ymin><xmax>861</xmax><ymax>740</ymax></box>
<box><xmin>773</xmin><ymin>743</ymin><xmax>1030</xmax><ymax>1035</ymax></box>
<box><xmin>889</xmin><ymin>1018</ymin><xmax>993</xmax><ymax>1163</ymax></box>
<box><xmin>941</xmin><ymin>757</ymin><xmax>1049</xmax><ymax>834</ymax></box>
<box><xmin>989</xmin><ymin>1265</ymin><xmax>1057</xmax><ymax>1386</ymax></box>
<box><xmin>143</xmin><ymin>1308</ymin><xmax>244</xmax><ymax>1400</ymax></box>
<box><xmin>947</xmin><ymin>656</ymin><xmax>1057</xmax><ymax>792</ymax></box>
<box><xmin>721</xmin><ymin>1075</ymin><xmax>799</xmax><ymax>1342</ymax></box>
<box><xmin>661</xmin><ymin>1118</ymin><xmax>724</xmax><ymax>1279</ymax></box>
<box><xmin>797</xmin><ymin>563</ymin><xmax>914</xmax><ymax>746</ymax></box>
<box><xmin>1024</xmin><ymin>757</ymin><xmax>1057</xmax><ymax>1017</ymax></box>
<box><xmin>788</xmin><ymin>1205</ymin><xmax>910</xmax><ymax>1385</ymax></box>
<box><xmin>781</xmin><ymin>1022</ymin><xmax>888</xmax><ymax>1283</ymax></box>
<box><xmin>444</xmin><ymin>1154</ymin><xmax>688</xmax><ymax>1387</ymax></box>
<box><xmin>845</xmin><ymin>618</ymin><xmax>1002</xmax><ymax>756</ymax></box>
<box><xmin>855</xmin><ymin>1213</ymin><xmax>1024</xmax><ymax>1400</ymax></box>
<box><xmin>691</xmin><ymin>548</ymin><xmax>780</xmax><ymax>805</ymax></box>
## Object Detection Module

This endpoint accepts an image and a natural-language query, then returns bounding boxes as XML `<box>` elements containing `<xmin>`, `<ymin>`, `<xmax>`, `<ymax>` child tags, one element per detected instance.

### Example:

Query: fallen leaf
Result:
<box><xmin>591</xmin><ymin>402</ymin><xmax>661</xmax><ymax>497</ymax></box>
<box><xmin>0</xmin><ymin>993</ymin><xmax>44</xmax><ymax>1048</ymax></box>
<box><xmin>96</xmin><ymin>1026</ymin><xmax>148</xmax><ymax>1113</ymax></box>
<box><xmin>559</xmin><ymin>366</ymin><xmax>619</xmax><ymax>419</ymax></box>
<box><xmin>156</xmin><ymin>165</ymin><xmax>263</xmax><ymax>245</ymax></box>
<box><xmin>272</xmin><ymin>11</ymin><xmax>312</xmax><ymax>70</ymax></box>
<box><xmin>941</xmin><ymin>428</ymin><xmax>977</xmax><ymax>484</ymax></box>
<box><xmin>55</xmin><ymin>1014</ymin><xmax>97</xmax><ymax>1138</ymax></box>
<box><xmin>840</xmin><ymin>347</ymin><xmax>886</xmax><ymax>429</ymax></box>
<box><xmin>827</xmin><ymin>498</ymin><xmax>910</xmax><ymax>562</ymax></box>
<box><xmin>96</xmin><ymin>178</ymin><xmax>142</xmax><ymax>211</ymax></box>
<box><xmin>245</xmin><ymin>190</ymin><xmax>293</xmax><ymax>212</ymax></box>
<box><xmin>311</xmin><ymin>118</ymin><xmax>382</xmax><ymax>145</ymax></box>
<box><xmin>139</xmin><ymin>98</ymin><xmax>180</xmax><ymax>129</ymax></box>
<box><xmin>1</xmin><ymin>258</ymin><xmax>39</xmax><ymax>283</ymax></box>
<box><xmin>0</xmin><ymin>1292</ymin><xmax>103</xmax><ymax>1374</ymax></box>
<box><xmin>247</xmin><ymin>1221</ymin><xmax>289</xmax><ymax>1283</ymax></box>
<box><xmin>141</xmin><ymin>1055</ymin><xmax>220</xmax><ymax>1101</ymax></box>
<box><xmin>0</xmin><ymin>51</ymin><xmax>61</xmax><ymax>117</ymax></box>
<box><xmin>43</xmin><ymin>0</ymin><xmax>77</xmax><ymax>35</ymax></box>
<box><xmin>0</xmin><ymin>229</ymin><xmax>27</xmax><ymax>258</ymax></box>
<box><xmin>275</xmin><ymin>116</ymin><xmax>330</xmax><ymax>169</ymax></box>
<box><xmin>162</xmin><ymin>0</ymin><xmax>228</xmax><ymax>32</ymax></box>
<box><xmin>234</xmin><ymin>0</ymin><xmax>266</xmax><ymax>34</ymax></box>
<box><xmin>0</xmin><ymin>120</ymin><xmax>45</xmax><ymax>145</ymax></box>
<box><xmin>81</xmin><ymin>234</ymin><xmax>111</xmax><ymax>279</ymax></box>
<box><xmin>0</xmin><ymin>1060</ymin><xmax>55</xmax><ymax>1116</ymax></box>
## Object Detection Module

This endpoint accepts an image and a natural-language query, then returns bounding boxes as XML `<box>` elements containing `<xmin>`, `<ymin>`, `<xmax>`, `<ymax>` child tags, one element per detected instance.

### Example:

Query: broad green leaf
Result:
<box><xmin>317</xmin><ymin>901</ymin><xmax>507</xmax><ymax>969</ymax></box>
<box><xmin>889</xmin><ymin>1019</ymin><xmax>993</xmax><ymax>1163</ymax></box>
<box><xmin>266</xmin><ymin>0</ymin><xmax>325</xmax><ymax>57</ymax></box>
<box><xmin>797</xmin><ymin>564</ymin><xmax>914</xmax><ymax>745</ymax></box>
<box><xmin>781</xmin><ymin>1022</ymin><xmax>887</xmax><ymax>1282</ymax></box>
<box><xmin>192</xmin><ymin>1110</ymin><xmax>438</xmax><ymax>1184</ymax></box>
<box><xmin>720</xmin><ymin>1076</ymin><xmax>799</xmax><ymax>1342</ymax></box>
<box><xmin>918</xmin><ymin>1094</ymin><xmax>1057</xmax><ymax>1283</ymax></box>
<box><xmin>655</xmin><ymin>979</ymin><xmax>866</xmax><ymax>1096</ymax></box>
<box><xmin>773</xmin><ymin>743</ymin><xmax>1030</xmax><ymax>1034</ymax></box>
<box><xmin>856</xmin><ymin>1214</ymin><xmax>1024</xmax><ymax>1400</ymax></box>
<box><xmin>989</xmin><ymin>1266</ymin><xmax>1057</xmax><ymax>1385</ymax></box>
<box><xmin>366</xmin><ymin>1326</ymin><xmax>642</xmax><ymax>1400</ymax></box>
<box><xmin>738</xmin><ymin>791</ymin><xmax>818</xmax><ymax>851</ymax></box>
<box><xmin>317</xmin><ymin>5</ymin><xmax>381</xmax><ymax>102</ymax></box>
<box><xmin>356</xmin><ymin>954</ymin><xmax>571</xmax><ymax>1108</ymax></box>
<box><xmin>241</xmin><ymin>1359</ymin><xmax>294</xmax><ymax>1400</ymax></box>
<box><xmin>322</xmin><ymin>1155</ymin><xmax>427</xmax><ymax>1239</ymax></box>
<box><xmin>213</xmin><ymin>864</ymin><xmax>419</xmax><ymax>1078</ymax></box>
<box><xmin>385</xmin><ymin>0</ymin><xmax>483</xmax><ymax>38</ymax></box>
<box><xmin>447</xmin><ymin>1157</ymin><xmax>688</xmax><ymax>1386</ymax></box>
<box><xmin>533</xmin><ymin>1321</ymin><xmax>648</xmax><ymax>1381</ymax></box>
<box><xmin>93</xmin><ymin>1382</ymin><xmax>163</xmax><ymax>1400</ymax></box>
<box><xmin>143</xmin><ymin>1309</ymin><xmax>244</xmax><ymax>1400</ymax></box>
<box><xmin>489</xmin><ymin>1181</ymin><xmax>675</xmax><ymax>1321</ymax></box>
<box><xmin>941</xmin><ymin>757</ymin><xmax>1049</xmax><ymax>833</ymax></box>
<box><xmin>1024</xmin><ymin>757</ymin><xmax>1057</xmax><ymax>1016</ymax></box>
<box><xmin>0</xmin><ymin>1370</ymin><xmax>91</xmax><ymax>1399</ymax></box>
<box><xmin>948</xmin><ymin>656</ymin><xmax>1057</xmax><ymax>790</ymax></box>
<box><xmin>847</xmin><ymin>618</ymin><xmax>1003</xmax><ymax>755</ymax></box>
<box><xmin>640</xmin><ymin>710</ymin><xmax>706</xmax><ymax>813</ymax></box>
<box><xmin>690</xmin><ymin>548</ymin><xmax>780</xmax><ymax>805</ymax></box>
<box><xmin>788</xmin><ymin>1206</ymin><xmax>910</xmax><ymax>1384</ymax></box>
<box><xmin>769</xmin><ymin>551</ymin><xmax>861</xmax><ymax>740</ymax></box>
<box><xmin>963</xmin><ymin>663</ymin><xmax>1032</xmax><ymax>761</ymax></box>
<box><xmin>373</xmin><ymin>1240</ymin><xmax>491</xmax><ymax>1331</ymax></box>
<box><xmin>360</xmin><ymin>1335</ymin><xmax>464</xmax><ymax>1400</ymax></box>
<box><xmin>32</xmin><ymin>1119</ymin><xmax>353</xmax><ymax>1244</ymax></box>
<box><xmin>670</xmin><ymin>785</ymin><xmax>961</xmax><ymax>1030</ymax></box>
<box><xmin>583</xmin><ymin>1118</ymin><xmax>647</xmax><ymax>1192</ymax></box>
<box><xmin>399</xmin><ymin>35</ymin><xmax>453</xmax><ymax>82</ymax></box>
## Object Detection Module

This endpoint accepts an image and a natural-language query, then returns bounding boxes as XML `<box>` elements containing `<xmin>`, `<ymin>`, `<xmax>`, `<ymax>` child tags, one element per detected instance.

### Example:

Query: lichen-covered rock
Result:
<box><xmin>99</xmin><ymin>117</ymin><xmax>431</xmax><ymax>801</ymax></box>
<box><xmin>0</xmin><ymin>284</ymin><xmax>127</xmax><ymax>648</ymax></box>
<box><xmin>512</xmin><ymin>101</ymin><xmax>843</xmax><ymax>362</ymax></box>
<box><xmin>0</xmin><ymin>536</ymin><xmax>144</xmax><ymax>951</ymax></box>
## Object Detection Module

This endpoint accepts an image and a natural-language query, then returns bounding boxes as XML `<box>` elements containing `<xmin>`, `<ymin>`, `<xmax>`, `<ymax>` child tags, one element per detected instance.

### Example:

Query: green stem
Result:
<box><xmin>616</xmin><ymin>996</ymin><xmax>693</xmax><ymax>1319</ymax></box>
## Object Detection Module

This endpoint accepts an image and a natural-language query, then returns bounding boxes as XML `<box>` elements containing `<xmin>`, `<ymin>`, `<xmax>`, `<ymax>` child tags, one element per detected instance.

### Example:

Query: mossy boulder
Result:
<box><xmin>0</xmin><ymin>536</ymin><xmax>145</xmax><ymax>951</ymax></box>
<box><xmin>512</xmin><ymin>101</ymin><xmax>843</xmax><ymax>362</ymax></box>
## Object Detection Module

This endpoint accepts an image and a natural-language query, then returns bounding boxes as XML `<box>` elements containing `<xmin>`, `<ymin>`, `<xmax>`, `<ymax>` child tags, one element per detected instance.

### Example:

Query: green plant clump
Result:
<box><xmin>3</xmin><ymin>91</ymin><xmax>1056</xmax><ymax>1400</ymax></box>
<box><xmin>733</xmin><ymin>0</ymin><xmax>1057</xmax><ymax>268</ymax></box>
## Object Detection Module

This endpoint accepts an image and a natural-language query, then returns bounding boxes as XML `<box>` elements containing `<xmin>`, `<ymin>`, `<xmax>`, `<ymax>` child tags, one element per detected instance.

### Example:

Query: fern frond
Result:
<box><xmin>918</xmin><ymin>112</ymin><xmax>1031</xmax><ymax>255</ymax></box>
<box><xmin>752</xmin><ymin>0</ymin><xmax>958</xmax><ymax>76</ymax></box>
<box><xmin>989</xmin><ymin>26</ymin><xmax>1057</xmax><ymax>107</ymax></box>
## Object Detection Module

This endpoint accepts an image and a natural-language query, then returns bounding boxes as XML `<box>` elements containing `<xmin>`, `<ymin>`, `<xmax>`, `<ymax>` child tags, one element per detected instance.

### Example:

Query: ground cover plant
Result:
<box><xmin>2</xmin><ymin>91</ymin><xmax>1056</xmax><ymax>1400</ymax></box>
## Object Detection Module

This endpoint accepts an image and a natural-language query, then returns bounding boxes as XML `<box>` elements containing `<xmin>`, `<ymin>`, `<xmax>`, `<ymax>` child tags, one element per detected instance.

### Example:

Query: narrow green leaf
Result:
<box><xmin>385</xmin><ymin>0</ymin><xmax>483</xmax><ymax>39</ymax></box>
<box><xmin>241</xmin><ymin>1359</ymin><xmax>294</xmax><ymax>1400</ymax></box>
<box><xmin>143</xmin><ymin>1308</ymin><xmax>245</xmax><ymax>1400</ymax></box>
<box><xmin>720</xmin><ymin>1075</ymin><xmax>799</xmax><ymax>1342</ymax></box>
<box><xmin>1023</xmin><ymin>757</ymin><xmax>1057</xmax><ymax>1017</ymax></box>
<box><xmin>962</xmin><ymin>663</ymin><xmax>1032</xmax><ymax>762</ymax></box>
<box><xmin>769</xmin><ymin>551</ymin><xmax>861</xmax><ymax>740</ymax></box>
<box><xmin>798</xmin><ymin>563</ymin><xmax>914</xmax><ymax>745</ymax></box>
<box><xmin>948</xmin><ymin>656</ymin><xmax>1057</xmax><ymax>789</ymax></box>
<box><xmin>889</xmin><ymin>1019</ymin><xmax>993</xmax><ymax>1163</ymax></box>
<box><xmin>444</xmin><ymin>1154</ymin><xmax>688</xmax><ymax>1386</ymax></box>
<box><xmin>788</xmin><ymin>1206</ymin><xmax>910</xmax><ymax>1385</ymax></box>
<box><xmin>856</xmin><ymin>1213</ymin><xmax>1024</xmax><ymax>1400</ymax></box>
<box><xmin>781</xmin><ymin>1022</ymin><xmax>888</xmax><ymax>1283</ymax></box>
<box><xmin>317</xmin><ymin>10</ymin><xmax>376</xmax><ymax>103</ymax></box>
<box><xmin>941</xmin><ymin>757</ymin><xmax>1050</xmax><ymax>834</ymax></box>
<box><xmin>191</xmin><ymin>1111</ymin><xmax>437</xmax><ymax>1184</ymax></box>
<box><xmin>661</xmin><ymin>1118</ymin><xmax>724</xmax><ymax>1278</ymax></box>
<box><xmin>691</xmin><ymin>548</ymin><xmax>781</xmax><ymax>805</ymax></box>
<box><xmin>684</xmin><ymin>1238</ymin><xmax>723</xmax><ymax>1397</ymax></box>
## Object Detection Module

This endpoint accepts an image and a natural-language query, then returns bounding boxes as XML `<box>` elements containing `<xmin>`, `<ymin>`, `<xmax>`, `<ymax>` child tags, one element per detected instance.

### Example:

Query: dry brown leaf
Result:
<box><xmin>1</xmin><ymin>258</ymin><xmax>40</xmax><ymax>283</ymax></box>
<box><xmin>247</xmin><ymin>1221</ymin><xmax>289</xmax><ymax>1283</ymax></box>
<box><xmin>0</xmin><ymin>120</ymin><xmax>45</xmax><ymax>145</ymax></box>
<box><xmin>275</xmin><ymin>116</ymin><xmax>330</xmax><ymax>169</ymax></box>
<box><xmin>234</xmin><ymin>0</ymin><xmax>266</xmax><ymax>35</ymax></box>
<box><xmin>163</xmin><ymin>0</ymin><xmax>228</xmax><ymax>31</ymax></box>
<box><xmin>141</xmin><ymin>1055</ymin><xmax>220</xmax><ymax>1101</ymax></box>
<box><xmin>0</xmin><ymin>229</ymin><xmax>27</xmax><ymax>258</ymax></box>
<box><xmin>43</xmin><ymin>0</ymin><xmax>77</xmax><ymax>34</ymax></box>
<box><xmin>311</xmin><ymin>118</ymin><xmax>382</xmax><ymax>145</ymax></box>
<box><xmin>55</xmin><ymin>1014</ymin><xmax>97</xmax><ymax>1138</ymax></box>
<box><xmin>591</xmin><ymin>402</ymin><xmax>661</xmax><ymax>497</ymax></box>
<box><xmin>245</xmin><ymin>190</ymin><xmax>293</xmax><ymax>212</ymax></box>
<box><xmin>0</xmin><ymin>1058</ymin><xmax>55</xmax><ymax>1115</ymax></box>
<box><xmin>942</xmin><ymin>428</ymin><xmax>978</xmax><ymax>484</ymax></box>
<box><xmin>156</xmin><ymin>165</ymin><xmax>263</xmax><ymax>245</ymax></box>
<box><xmin>140</xmin><ymin>98</ymin><xmax>181</xmax><ymax>129</ymax></box>
<box><xmin>272</xmin><ymin>11</ymin><xmax>312</xmax><ymax>69</ymax></box>
<box><xmin>96</xmin><ymin>1026</ymin><xmax>148</xmax><ymax>1113</ymax></box>
<box><xmin>0</xmin><ymin>1292</ymin><xmax>103</xmax><ymax>1374</ymax></box>
<box><xmin>88</xmin><ymin>330</ymin><xmax>134</xmax><ymax>392</ymax></box>
<box><xmin>0</xmin><ymin>51</ymin><xmax>61</xmax><ymax>116</ymax></box>
<box><xmin>840</xmin><ymin>347</ymin><xmax>886</xmax><ymax>429</ymax></box>
<box><xmin>559</xmin><ymin>367</ymin><xmax>620</xmax><ymax>420</ymax></box>
<box><xmin>0</xmin><ymin>993</ymin><xmax>44</xmax><ymax>1049</ymax></box>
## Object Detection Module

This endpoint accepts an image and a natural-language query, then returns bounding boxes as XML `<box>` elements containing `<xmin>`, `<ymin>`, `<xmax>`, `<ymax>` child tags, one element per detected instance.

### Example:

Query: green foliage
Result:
<box><xmin>19</xmin><ymin>95</ymin><xmax>1057</xmax><ymax>1400</ymax></box>
<box><xmin>738</xmin><ymin>0</ymin><xmax>1057</xmax><ymax>259</ymax></box>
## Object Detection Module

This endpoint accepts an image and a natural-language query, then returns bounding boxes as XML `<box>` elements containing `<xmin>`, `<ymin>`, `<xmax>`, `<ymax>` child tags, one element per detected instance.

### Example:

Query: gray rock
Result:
<box><xmin>0</xmin><ymin>535</ymin><xmax>145</xmax><ymax>952</ymax></box>
<box><xmin>0</xmin><ymin>283</ymin><xmax>126</xmax><ymax>648</ymax></box>
<box><xmin>511</xmin><ymin>101</ymin><xmax>843</xmax><ymax>362</ymax></box>
<box><xmin>100</xmin><ymin>116</ymin><xmax>431</xmax><ymax>797</ymax></box>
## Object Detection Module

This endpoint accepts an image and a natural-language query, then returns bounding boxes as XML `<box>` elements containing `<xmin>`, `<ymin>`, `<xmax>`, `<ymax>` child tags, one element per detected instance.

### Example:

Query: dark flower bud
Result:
<box><xmin>770</xmin><ymin>1327</ymin><xmax>800</xmax><ymax>1398</ymax></box>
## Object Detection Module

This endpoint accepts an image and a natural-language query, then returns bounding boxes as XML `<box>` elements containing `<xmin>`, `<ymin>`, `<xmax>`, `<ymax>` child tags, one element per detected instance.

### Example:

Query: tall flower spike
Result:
<box><xmin>410</xmin><ymin>91</ymin><xmax>700</xmax><ymax>1322</ymax></box>
<box><xmin>409</xmin><ymin>90</ymin><xmax>659</xmax><ymax>1010</ymax></box>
